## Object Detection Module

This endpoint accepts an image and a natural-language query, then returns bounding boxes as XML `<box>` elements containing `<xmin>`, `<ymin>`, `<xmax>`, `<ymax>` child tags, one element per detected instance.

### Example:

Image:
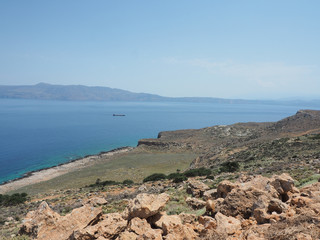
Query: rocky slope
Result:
<box><xmin>18</xmin><ymin>173</ymin><xmax>320</xmax><ymax>240</ymax></box>
<box><xmin>138</xmin><ymin>110</ymin><xmax>320</xmax><ymax>171</ymax></box>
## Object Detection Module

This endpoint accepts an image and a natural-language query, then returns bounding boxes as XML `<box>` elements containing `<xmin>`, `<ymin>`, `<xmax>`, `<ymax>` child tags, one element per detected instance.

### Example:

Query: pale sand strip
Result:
<box><xmin>0</xmin><ymin>147</ymin><xmax>133</xmax><ymax>194</ymax></box>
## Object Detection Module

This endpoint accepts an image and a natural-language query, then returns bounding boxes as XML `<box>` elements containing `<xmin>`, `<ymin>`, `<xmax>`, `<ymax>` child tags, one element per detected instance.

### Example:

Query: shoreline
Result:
<box><xmin>0</xmin><ymin>146</ymin><xmax>134</xmax><ymax>194</ymax></box>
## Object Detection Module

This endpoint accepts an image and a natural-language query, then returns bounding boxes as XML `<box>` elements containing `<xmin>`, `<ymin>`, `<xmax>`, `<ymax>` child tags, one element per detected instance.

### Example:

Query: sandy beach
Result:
<box><xmin>0</xmin><ymin>147</ymin><xmax>133</xmax><ymax>194</ymax></box>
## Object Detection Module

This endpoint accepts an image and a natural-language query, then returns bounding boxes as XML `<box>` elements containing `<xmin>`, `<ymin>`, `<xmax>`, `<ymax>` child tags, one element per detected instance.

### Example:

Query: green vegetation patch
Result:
<box><xmin>183</xmin><ymin>167</ymin><xmax>211</xmax><ymax>177</ymax></box>
<box><xmin>0</xmin><ymin>193</ymin><xmax>28</xmax><ymax>207</ymax></box>
<box><xmin>219</xmin><ymin>161</ymin><xmax>240</xmax><ymax>173</ymax></box>
<box><xmin>143</xmin><ymin>173</ymin><xmax>167</xmax><ymax>182</ymax></box>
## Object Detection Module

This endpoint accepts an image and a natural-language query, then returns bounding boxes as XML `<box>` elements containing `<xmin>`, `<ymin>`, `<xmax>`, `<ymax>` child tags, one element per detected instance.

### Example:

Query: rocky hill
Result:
<box><xmin>138</xmin><ymin>110</ymin><xmax>320</xmax><ymax>172</ymax></box>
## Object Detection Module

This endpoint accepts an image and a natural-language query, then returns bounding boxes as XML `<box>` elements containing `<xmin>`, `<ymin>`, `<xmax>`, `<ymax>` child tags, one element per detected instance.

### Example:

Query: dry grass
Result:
<box><xmin>10</xmin><ymin>152</ymin><xmax>197</xmax><ymax>195</ymax></box>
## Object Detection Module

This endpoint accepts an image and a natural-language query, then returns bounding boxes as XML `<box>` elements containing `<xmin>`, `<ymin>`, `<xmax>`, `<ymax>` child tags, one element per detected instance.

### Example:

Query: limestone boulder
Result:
<box><xmin>215</xmin><ymin>212</ymin><xmax>241</xmax><ymax>236</ymax></box>
<box><xmin>20</xmin><ymin>201</ymin><xmax>102</xmax><ymax>240</ymax></box>
<box><xmin>86</xmin><ymin>197</ymin><xmax>108</xmax><ymax>206</ymax></box>
<box><xmin>126</xmin><ymin>193</ymin><xmax>169</xmax><ymax>220</ymax></box>
<box><xmin>178</xmin><ymin>213</ymin><xmax>197</xmax><ymax>224</ymax></box>
<box><xmin>203</xmin><ymin>189</ymin><xmax>217</xmax><ymax>200</ymax></box>
<box><xmin>71</xmin><ymin>212</ymin><xmax>127</xmax><ymax>240</ymax></box>
<box><xmin>20</xmin><ymin>201</ymin><xmax>61</xmax><ymax>238</ymax></box>
<box><xmin>217</xmin><ymin>186</ymin><xmax>268</xmax><ymax>218</ymax></box>
<box><xmin>129</xmin><ymin>217</ymin><xmax>162</xmax><ymax>240</ymax></box>
<box><xmin>216</xmin><ymin>180</ymin><xmax>239</xmax><ymax>198</ymax></box>
<box><xmin>198</xmin><ymin>216</ymin><xmax>216</xmax><ymax>230</ymax></box>
<box><xmin>186</xmin><ymin>179</ymin><xmax>209</xmax><ymax>197</ymax></box>
<box><xmin>152</xmin><ymin>213</ymin><xmax>197</xmax><ymax>240</ymax></box>
<box><xmin>186</xmin><ymin>197</ymin><xmax>206</xmax><ymax>210</ymax></box>
<box><xmin>270</xmin><ymin>173</ymin><xmax>297</xmax><ymax>201</ymax></box>
<box><xmin>205</xmin><ymin>199</ymin><xmax>215</xmax><ymax>214</ymax></box>
<box><xmin>116</xmin><ymin>231</ymin><xmax>138</xmax><ymax>240</ymax></box>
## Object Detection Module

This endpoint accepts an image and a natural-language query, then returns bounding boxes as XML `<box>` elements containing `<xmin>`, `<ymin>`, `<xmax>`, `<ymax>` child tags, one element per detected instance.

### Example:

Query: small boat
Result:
<box><xmin>113</xmin><ymin>114</ymin><xmax>126</xmax><ymax>116</ymax></box>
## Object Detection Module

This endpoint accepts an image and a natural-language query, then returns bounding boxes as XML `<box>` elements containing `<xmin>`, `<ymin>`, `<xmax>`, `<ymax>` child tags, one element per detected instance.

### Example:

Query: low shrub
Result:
<box><xmin>122</xmin><ymin>179</ymin><xmax>134</xmax><ymax>185</ymax></box>
<box><xmin>183</xmin><ymin>167</ymin><xmax>211</xmax><ymax>177</ymax></box>
<box><xmin>0</xmin><ymin>193</ymin><xmax>28</xmax><ymax>206</ymax></box>
<box><xmin>89</xmin><ymin>180</ymin><xmax>118</xmax><ymax>187</ymax></box>
<box><xmin>219</xmin><ymin>161</ymin><xmax>240</xmax><ymax>173</ymax></box>
<box><xmin>172</xmin><ymin>175</ymin><xmax>187</xmax><ymax>183</ymax></box>
<box><xmin>143</xmin><ymin>173</ymin><xmax>167</xmax><ymax>182</ymax></box>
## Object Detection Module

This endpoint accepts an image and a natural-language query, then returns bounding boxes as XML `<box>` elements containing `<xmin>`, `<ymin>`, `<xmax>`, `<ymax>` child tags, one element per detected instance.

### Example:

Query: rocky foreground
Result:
<box><xmin>19</xmin><ymin>173</ymin><xmax>320</xmax><ymax>240</ymax></box>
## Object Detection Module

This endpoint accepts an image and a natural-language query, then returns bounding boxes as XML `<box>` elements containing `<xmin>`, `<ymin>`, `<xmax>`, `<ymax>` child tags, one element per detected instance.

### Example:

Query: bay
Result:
<box><xmin>0</xmin><ymin>99</ymin><xmax>319</xmax><ymax>184</ymax></box>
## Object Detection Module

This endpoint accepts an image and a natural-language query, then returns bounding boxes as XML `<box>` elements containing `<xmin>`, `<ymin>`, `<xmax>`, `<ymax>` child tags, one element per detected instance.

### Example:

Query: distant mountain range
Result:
<box><xmin>0</xmin><ymin>83</ymin><xmax>319</xmax><ymax>106</ymax></box>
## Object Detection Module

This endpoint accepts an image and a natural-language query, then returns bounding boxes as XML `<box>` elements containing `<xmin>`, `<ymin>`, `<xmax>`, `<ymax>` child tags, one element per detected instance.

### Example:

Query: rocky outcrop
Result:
<box><xmin>186</xmin><ymin>179</ymin><xmax>210</xmax><ymax>197</ymax></box>
<box><xmin>20</xmin><ymin>174</ymin><xmax>320</xmax><ymax>240</ymax></box>
<box><xmin>125</xmin><ymin>193</ymin><xmax>169</xmax><ymax>220</ymax></box>
<box><xmin>20</xmin><ymin>202</ymin><xmax>102</xmax><ymax>240</ymax></box>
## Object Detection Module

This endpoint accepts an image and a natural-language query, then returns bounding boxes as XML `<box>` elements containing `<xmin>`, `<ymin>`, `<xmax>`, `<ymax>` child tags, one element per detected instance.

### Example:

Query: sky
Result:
<box><xmin>0</xmin><ymin>0</ymin><xmax>319</xmax><ymax>100</ymax></box>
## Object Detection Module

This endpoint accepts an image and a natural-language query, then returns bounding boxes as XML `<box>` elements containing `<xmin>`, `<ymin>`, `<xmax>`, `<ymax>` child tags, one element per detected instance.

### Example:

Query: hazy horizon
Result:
<box><xmin>1</xmin><ymin>1</ymin><xmax>319</xmax><ymax>100</ymax></box>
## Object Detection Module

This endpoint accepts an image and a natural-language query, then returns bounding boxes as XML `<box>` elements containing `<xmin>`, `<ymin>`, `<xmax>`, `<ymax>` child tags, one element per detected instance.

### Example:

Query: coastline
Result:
<box><xmin>0</xmin><ymin>146</ymin><xmax>133</xmax><ymax>194</ymax></box>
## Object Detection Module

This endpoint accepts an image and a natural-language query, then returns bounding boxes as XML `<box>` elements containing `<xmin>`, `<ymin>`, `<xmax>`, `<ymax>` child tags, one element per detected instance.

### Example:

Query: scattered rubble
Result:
<box><xmin>19</xmin><ymin>173</ymin><xmax>320</xmax><ymax>239</ymax></box>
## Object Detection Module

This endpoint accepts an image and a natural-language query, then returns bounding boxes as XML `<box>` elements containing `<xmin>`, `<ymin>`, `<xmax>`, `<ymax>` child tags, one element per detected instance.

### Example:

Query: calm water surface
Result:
<box><xmin>0</xmin><ymin>99</ymin><xmax>319</xmax><ymax>183</ymax></box>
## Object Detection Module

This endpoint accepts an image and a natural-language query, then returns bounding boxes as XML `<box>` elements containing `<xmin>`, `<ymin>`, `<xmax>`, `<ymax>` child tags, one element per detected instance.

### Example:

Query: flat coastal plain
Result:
<box><xmin>0</xmin><ymin>147</ymin><xmax>133</xmax><ymax>194</ymax></box>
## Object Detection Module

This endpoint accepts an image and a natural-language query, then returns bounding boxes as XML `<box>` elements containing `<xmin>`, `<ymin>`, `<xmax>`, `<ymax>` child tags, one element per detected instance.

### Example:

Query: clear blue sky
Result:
<box><xmin>0</xmin><ymin>0</ymin><xmax>319</xmax><ymax>99</ymax></box>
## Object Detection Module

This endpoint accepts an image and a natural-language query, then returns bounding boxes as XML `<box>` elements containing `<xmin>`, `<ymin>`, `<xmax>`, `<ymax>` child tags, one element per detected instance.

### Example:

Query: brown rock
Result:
<box><xmin>218</xmin><ymin>186</ymin><xmax>268</xmax><ymax>218</ymax></box>
<box><xmin>86</xmin><ymin>197</ymin><xmax>108</xmax><ymax>206</ymax></box>
<box><xmin>20</xmin><ymin>201</ymin><xmax>60</xmax><ymax>238</ymax></box>
<box><xmin>253</xmin><ymin>208</ymin><xmax>270</xmax><ymax>224</ymax></box>
<box><xmin>267</xmin><ymin>199</ymin><xmax>288</xmax><ymax>214</ymax></box>
<box><xmin>153</xmin><ymin>213</ymin><xmax>197</xmax><ymax>239</ymax></box>
<box><xmin>215</xmin><ymin>212</ymin><xmax>241</xmax><ymax>236</ymax></box>
<box><xmin>20</xmin><ymin>201</ymin><xmax>102</xmax><ymax>240</ymax></box>
<box><xmin>198</xmin><ymin>216</ymin><xmax>216</xmax><ymax>230</ymax></box>
<box><xmin>203</xmin><ymin>189</ymin><xmax>217</xmax><ymax>200</ymax></box>
<box><xmin>116</xmin><ymin>231</ymin><xmax>138</xmax><ymax>240</ymax></box>
<box><xmin>291</xmin><ymin>196</ymin><xmax>312</xmax><ymax>208</ymax></box>
<box><xmin>178</xmin><ymin>213</ymin><xmax>197</xmax><ymax>224</ymax></box>
<box><xmin>186</xmin><ymin>197</ymin><xmax>206</xmax><ymax>210</ymax></box>
<box><xmin>129</xmin><ymin>217</ymin><xmax>162</xmax><ymax>240</ymax></box>
<box><xmin>164</xmin><ymin>223</ymin><xmax>198</xmax><ymax>240</ymax></box>
<box><xmin>216</xmin><ymin>180</ymin><xmax>239</xmax><ymax>198</ymax></box>
<box><xmin>296</xmin><ymin>233</ymin><xmax>313</xmax><ymax>240</ymax></box>
<box><xmin>186</xmin><ymin>179</ymin><xmax>210</xmax><ymax>197</ymax></box>
<box><xmin>205</xmin><ymin>199</ymin><xmax>215</xmax><ymax>213</ymax></box>
<box><xmin>270</xmin><ymin>173</ymin><xmax>296</xmax><ymax>201</ymax></box>
<box><xmin>71</xmin><ymin>212</ymin><xmax>127</xmax><ymax>240</ymax></box>
<box><xmin>127</xmin><ymin>193</ymin><xmax>169</xmax><ymax>220</ymax></box>
<box><xmin>154</xmin><ymin>213</ymin><xmax>182</xmax><ymax>230</ymax></box>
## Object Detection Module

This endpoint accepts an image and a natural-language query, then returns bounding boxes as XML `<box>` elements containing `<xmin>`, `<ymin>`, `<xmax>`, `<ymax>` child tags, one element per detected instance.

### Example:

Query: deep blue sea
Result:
<box><xmin>1</xmin><ymin>99</ymin><xmax>320</xmax><ymax>184</ymax></box>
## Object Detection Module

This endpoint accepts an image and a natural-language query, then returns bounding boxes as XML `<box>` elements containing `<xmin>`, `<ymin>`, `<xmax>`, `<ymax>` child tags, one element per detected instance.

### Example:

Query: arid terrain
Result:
<box><xmin>1</xmin><ymin>109</ymin><xmax>320</xmax><ymax>239</ymax></box>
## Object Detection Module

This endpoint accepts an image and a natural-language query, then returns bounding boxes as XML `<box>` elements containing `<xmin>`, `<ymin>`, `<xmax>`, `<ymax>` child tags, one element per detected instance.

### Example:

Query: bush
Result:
<box><xmin>219</xmin><ymin>161</ymin><xmax>240</xmax><ymax>173</ymax></box>
<box><xmin>309</xmin><ymin>134</ymin><xmax>320</xmax><ymax>140</ymax></box>
<box><xmin>0</xmin><ymin>193</ymin><xmax>28</xmax><ymax>206</ymax></box>
<box><xmin>89</xmin><ymin>180</ymin><xmax>118</xmax><ymax>187</ymax></box>
<box><xmin>143</xmin><ymin>173</ymin><xmax>167</xmax><ymax>182</ymax></box>
<box><xmin>122</xmin><ymin>179</ymin><xmax>134</xmax><ymax>185</ymax></box>
<box><xmin>167</xmin><ymin>172</ymin><xmax>187</xmax><ymax>183</ymax></box>
<box><xmin>167</xmin><ymin>173</ymin><xmax>181</xmax><ymax>179</ymax></box>
<box><xmin>183</xmin><ymin>168</ymin><xmax>211</xmax><ymax>177</ymax></box>
<box><xmin>206</xmin><ymin>175</ymin><xmax>215</xmax><ymax>180</ymax></box>
<box><xmin>172</xmin><ymin>175</ymin><xmax>187</xmax><ymax>183</ymax></box>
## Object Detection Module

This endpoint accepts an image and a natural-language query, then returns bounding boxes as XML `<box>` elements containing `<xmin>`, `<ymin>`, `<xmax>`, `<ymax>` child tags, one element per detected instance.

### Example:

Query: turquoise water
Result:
<box><xmin>0</xmin><ymin>99</ymin><xmax>319</xmax><ymax>184</ymax></box>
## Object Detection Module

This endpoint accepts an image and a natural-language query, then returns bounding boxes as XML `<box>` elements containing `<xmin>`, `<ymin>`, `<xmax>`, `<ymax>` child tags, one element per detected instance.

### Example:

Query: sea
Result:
<box><xmin>1</xmin><ymin>99</ymin><xmax>320</xmax><ymax>184</ymax></box>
